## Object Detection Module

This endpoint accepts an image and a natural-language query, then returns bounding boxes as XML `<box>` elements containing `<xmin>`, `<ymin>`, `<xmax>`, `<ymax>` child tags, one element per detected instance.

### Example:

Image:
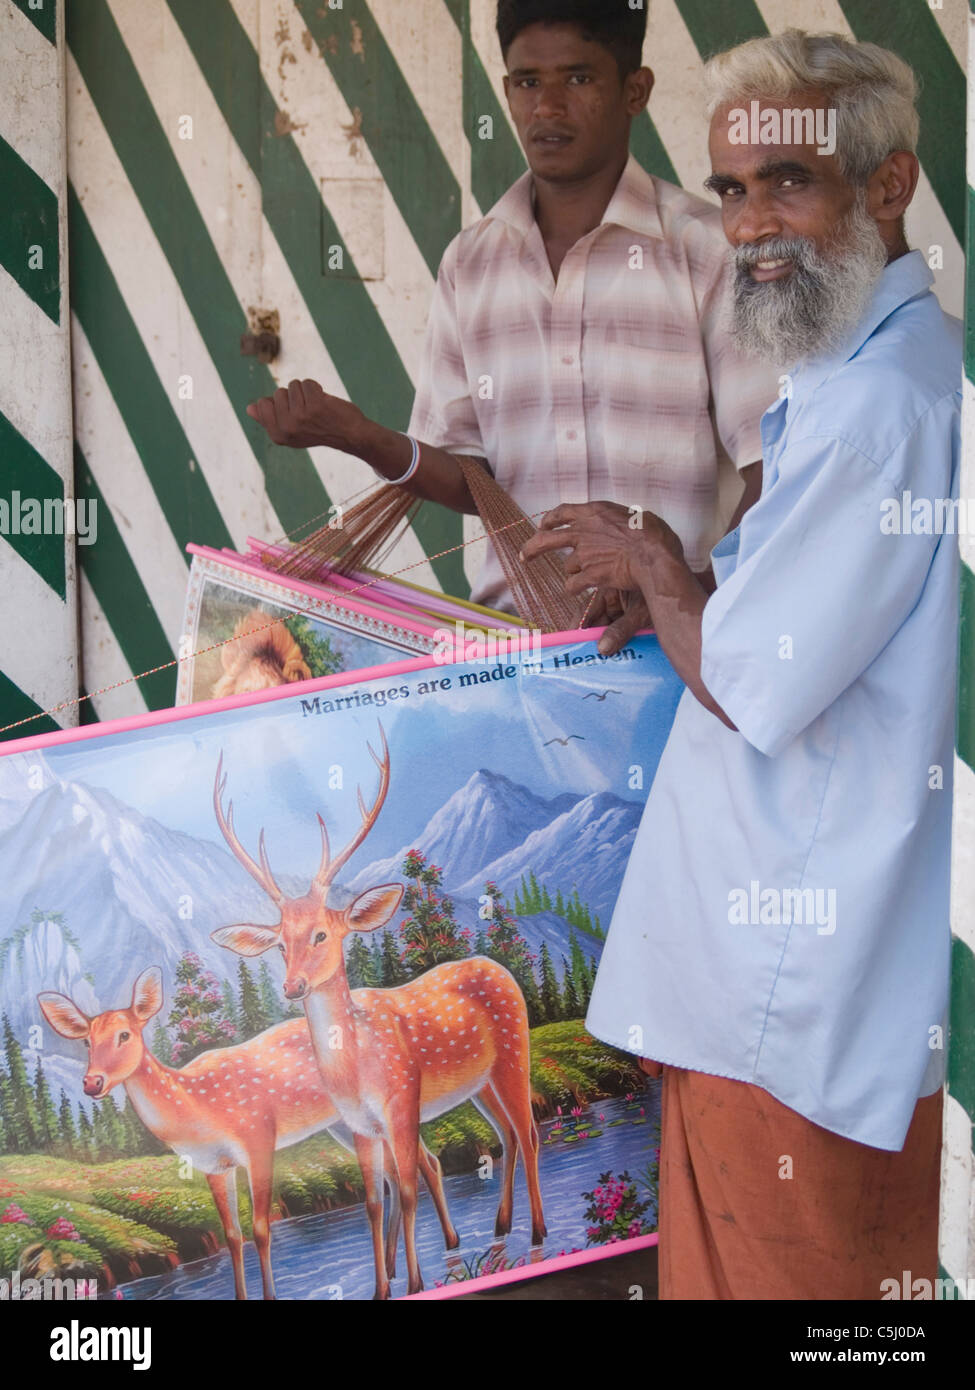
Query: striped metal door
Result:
<box><xmin>2</xmin><ymin>0</ymin><xmax>964</xmax><ymax>733</ymax></box>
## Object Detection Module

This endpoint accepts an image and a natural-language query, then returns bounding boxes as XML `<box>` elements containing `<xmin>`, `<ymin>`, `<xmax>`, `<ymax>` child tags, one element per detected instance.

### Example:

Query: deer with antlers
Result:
<box><xmin>37</xmin><ymin>969</ymin><xmax>459</xmax><ymax>1300</ymax></box>
<box><xmin>211</xmin><ymin>725</ymin><xmax>547</xmax><ymax>1298</ymax></box>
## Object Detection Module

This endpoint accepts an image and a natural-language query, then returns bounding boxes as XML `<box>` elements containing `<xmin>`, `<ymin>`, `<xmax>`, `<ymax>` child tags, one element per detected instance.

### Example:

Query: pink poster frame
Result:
<box><xmin>1</xmin><ymin>625</ymin><xmax>661</xmax><ymax>1301</ymax></box>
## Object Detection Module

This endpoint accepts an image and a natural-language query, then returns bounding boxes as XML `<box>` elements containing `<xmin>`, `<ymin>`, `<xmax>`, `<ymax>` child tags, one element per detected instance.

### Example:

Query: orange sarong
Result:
<box><xmin>656</xmin><ymin>1065</ymin><xmax>942</xmax><ymax>1300</ymax></box>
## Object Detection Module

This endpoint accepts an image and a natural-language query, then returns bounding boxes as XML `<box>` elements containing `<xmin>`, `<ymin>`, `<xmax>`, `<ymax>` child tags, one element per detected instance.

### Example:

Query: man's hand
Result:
<box><xmin>246</xmin><ymin>378</ymin><xmax>367</xmax><ymax>452</ymax></box>
<box><xmin>521</xmin><ymin>500</ymin><xmax>685</xmax><ymax>596</ymax></box>
<box><xmin>595</xmin><ymin>590</ymin><xmax>653</xmax><ymax>656</ymax></box>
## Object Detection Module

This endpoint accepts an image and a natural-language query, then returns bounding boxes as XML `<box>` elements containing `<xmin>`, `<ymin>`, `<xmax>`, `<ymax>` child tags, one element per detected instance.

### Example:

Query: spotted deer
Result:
<box><xmin>37</xmin><ymin>968</ymin><xmax>459</xmax><ymax>1299</ymax></box>
<box><xmin>211</xmin><ymin>725</ymin><xmax>546</xmax><ymax>1298</ymax></box>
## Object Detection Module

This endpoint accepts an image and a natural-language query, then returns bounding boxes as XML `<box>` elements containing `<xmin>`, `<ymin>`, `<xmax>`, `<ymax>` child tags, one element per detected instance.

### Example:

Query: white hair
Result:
<box><xmin>703</xmin><ymin>29</ymin><xmax>919</xmax><ymax>186</ymax></box>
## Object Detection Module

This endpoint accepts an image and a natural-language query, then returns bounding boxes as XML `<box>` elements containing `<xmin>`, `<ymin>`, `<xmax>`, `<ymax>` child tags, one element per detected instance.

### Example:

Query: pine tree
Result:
<box><xmin>555</xmin><ymin>887</ymin><xmax>566</xmax><ymax>917</ymax></box>
<box><xmin>379</xmin><ymin>930</ymin><xmax>408</xmax><ymax>987</ymax></box>
<box><xmin>151</xmin><ymin>1022</ymin><xmax>174</xmax><ymax>1067</ymax></box>
<box><xmin>33</xmin><ymin>1056</ymin><xmax>58</xmax><ymax>1152</ymax></box>
<box><xmin>238</xmin><ymin>959</ymin><xmax>270</xmax><ymax>1039</ymax></box>
<box><xmin>345</xmin><ymin>935</ymin><xmax>374</xmax><ymax>989</ymax></box>
<box><xmin>1</xmin><ymin>1014</ymin><xmax>39</xmax><ymax>1151</ymax></box>
<box><xmin>528</xmin><ymin>869</ymin><xmax>542</xmax><ymax>913</ymax></box>
<box><xmin>368</xmin><ymin>936</ymin><xmax>385</xmax><ymax>987</ymax></box>
<box><xmin>480</xmin><ymin>884</ymin><xmax>543</xmax><ymax>1026</ymax></box>
<box><xmin>539</xmin><ymin>942</ymin><xmax>561</xmax><ymax>1023</ymax></box>
<box><xmin>473</xmin><ymin>928</ymin><xmax>487</xmax><ymax>955</ymax></box>
<box><xmin>399</xmin><ymin>849</ymin><xmax>471</xmax><ymax>976</ymax></box>
<box><xmin>91</xmin><ymin>1101</ymin><xmax>112</xmax><ymax>1162</ymax></box>
<box><xmin>0</xmin><ymin>1069</ymin><xmax>14</xmax><ymax>1154</ymax></box>
<box><xmin>540</xmin><ymin>882</ymin><xmax>552</xmax><ymax>911</ymax></box>
<box><xmin>587</xmin><ymin>955</ymin><xmax>599</xmax><ymax>996</ymax></box>
<box><xmin>258</xmin><ymin>963</ymin><xmax>282</xmax><ymax>1025</ymax></box>
<box><xmin>76</xmin><ymin>1108</ymin><xmax>94</xmax><ymax>1162</ymax></box>
<box><xmin>561</xmin><ymin>956</ymin><xmax>581</xmax><ymax>1020</ymax></box>
<box><xmin>568</xmin><ymin>930</ymin><xmax>590</xmax><ymax>1013</ymax></box>
<box><xmin>220</xmin><ymin>979</ymin><xmax>239</xmax><ymax>1030</ymax></box>
<box><xmin>57</xmin><ymin>1090</ymin><xmax>77</xmax><ymax>1158</ymax></box>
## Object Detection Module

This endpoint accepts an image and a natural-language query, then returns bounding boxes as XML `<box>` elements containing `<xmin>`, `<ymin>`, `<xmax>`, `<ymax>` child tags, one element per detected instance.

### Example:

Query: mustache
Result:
<box><xmin>734</xmin><ymin>237</ymin><xmax>818</xmax><ymax>274</ymax></box>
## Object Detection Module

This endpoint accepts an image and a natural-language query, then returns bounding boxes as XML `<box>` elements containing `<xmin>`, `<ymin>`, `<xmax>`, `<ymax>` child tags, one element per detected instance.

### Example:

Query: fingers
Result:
<box><xmin>246</xmin><ymin>380</ymin><xmax>327</xmax><ymax>444</ymax></box>
<box><xmin>597</xmin><ymin>611</ymin><xmax>638</xmax><ymax>655</ymax></box>
<box><xmin>537</xmin><ymin>503</ymin><xmax>586</xmax><ymax>531</ymax></box>
<box><xmin>519</xmin><ymin>527</ymin><xmax>576</xmax><ymax>562</ymax></box>
<box><xmin>287</xmin><ymin>378</ymin><xmax>306</xmax><ymax>414</ymax></box>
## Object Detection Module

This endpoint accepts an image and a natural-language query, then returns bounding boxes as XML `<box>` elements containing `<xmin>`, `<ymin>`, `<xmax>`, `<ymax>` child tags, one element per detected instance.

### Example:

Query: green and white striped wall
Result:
<box><xmin>0</xmin><ymin>0</ymin><xmax>963</xmax><ymax>732</ymax></box>
<box><xmin>0</xmin><ymin>0</ymin><xmax>78</xmax><ymax>736</ymax></box>
<box><xmin>940</xmin><ymin>0</ymin><xmax>975</xmax><ymax>1298</ymax></box>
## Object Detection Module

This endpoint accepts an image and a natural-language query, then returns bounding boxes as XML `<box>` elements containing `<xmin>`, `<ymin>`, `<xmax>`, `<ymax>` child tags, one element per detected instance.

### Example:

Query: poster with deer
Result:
<box><xmin>0</xmin><ymin>631</ymin><xmax>682</xmax><ymax>1299</ymax></box>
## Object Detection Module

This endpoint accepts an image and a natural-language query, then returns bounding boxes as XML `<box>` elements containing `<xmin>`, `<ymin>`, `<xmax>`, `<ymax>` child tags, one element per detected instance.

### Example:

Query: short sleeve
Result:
<box><xmin>693</xmin><ymin>235</ymin><xmax>779</xmax><ymax>471</ymax></box>
<box><xmin>700</xmin><ymin>432</ymin><xmax>946</xmax><ymax>758</ymax></box>
<box><xmin>408</xmin><ymin>236</ymin><xmax>487</xmax><ymax>463</ymax></box>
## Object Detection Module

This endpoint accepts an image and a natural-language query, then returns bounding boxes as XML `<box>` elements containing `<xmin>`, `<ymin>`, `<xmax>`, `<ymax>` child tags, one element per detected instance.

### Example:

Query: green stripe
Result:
<box><xmin>0</xmin><ymin>670</ymin><xmax>60</xmax><ymax>742</ymax></box>
<box><xmin>672</xmin><ymin>0</ymin><xmax>767</xmax><ymax>60</ymax></box>
<box><xmin>444</xmin><ymin>0</ymin><xmax>527</xmax><ymax>215</ymax></box>
<box><xmin>948</xmin><ymin>936</ymin><xmax>975</xmax><ymax>1126</ymax></box>
<box><xmin>0</xmin><ymin>407</ymin><xmax>66</xmax><ymax>598</ymax></box>
<box><xmin>0</xmin><ymin>130</ymin><xmax>60</xmax><ymax>324</ymax></box>
<box><xmin>10</xmin><ymin>0</ymin><xmax>56</xmax><ymax>45</ymax></box>
<box><xmin>837</xmin><ymin>0</ymin><xmax>965</xmax><ymax>247</ymax></box>
<box><xmin>293</xmin><ymin>0</ymin><xmax>461</xmax><ymax>281</ymax></box>
<box><xmin>632</xmin><ymin>114</ymin><xmax>680</xmax><ymax>186</ymax></box>
<box><xmin>67</xmin><ymin>186</ymin><xmax>231</xmax><ymax>561</ymax></box>
<box><xmin>66</xmin><ymin>0</ymin><xmax>330</xmax><ymax>539</ymax></box>
<box><xmin>168</xmin><ymin>0</ymin><xmax>466</xmax><ymax>596</ymax></box>
<box><xmin>74</xmin><ymin>445</ymin><xmax>177</xmax><ymax>712</ymax></box>
<box><xmin>957</xmin><ymin>561</ymin><xmax>975</xmax><ymax>773</ymax></box>
<box><xmin>965</xmin><ymin>186</ymin><xmax>975</xmax><ymax>385</ymax></box>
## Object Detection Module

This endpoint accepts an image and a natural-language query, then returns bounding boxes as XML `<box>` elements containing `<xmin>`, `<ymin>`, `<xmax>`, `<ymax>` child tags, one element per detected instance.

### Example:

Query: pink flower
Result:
<box><xmin>1</xmin><ymin>1203</ymin><xmax>32</xmax><ymax>1225</ymax></box>
<box><xmin>46</xmin><ymin>1217</ymin><xmax>81</xmax><ymax>1241</ymax></box>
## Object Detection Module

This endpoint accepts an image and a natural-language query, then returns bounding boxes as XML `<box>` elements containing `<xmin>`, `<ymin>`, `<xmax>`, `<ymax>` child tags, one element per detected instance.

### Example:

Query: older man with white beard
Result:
<box><xmin>523</xmin><ymin>31</ymin><xmax>962</xmax><ymax>1300</ymax></box>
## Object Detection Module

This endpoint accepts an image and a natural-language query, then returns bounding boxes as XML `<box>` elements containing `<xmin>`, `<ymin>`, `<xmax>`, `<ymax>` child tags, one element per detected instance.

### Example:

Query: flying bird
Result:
<box><xmin>583</xmin><ymin>690</ymin><xmax>622</xmax><ymax>702</ymax></box>
<box><xmin>543</xmin><ymin>735</ymin><xmax>586</xmax><ymax>747</ymax></box>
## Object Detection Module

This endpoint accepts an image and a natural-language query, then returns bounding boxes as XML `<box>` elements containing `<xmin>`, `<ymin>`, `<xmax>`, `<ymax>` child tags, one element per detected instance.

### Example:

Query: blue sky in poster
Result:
<box><xmin>39</xmin><ymin>638</ymin><xmax>683</xmax><ymax>875</ymax></box>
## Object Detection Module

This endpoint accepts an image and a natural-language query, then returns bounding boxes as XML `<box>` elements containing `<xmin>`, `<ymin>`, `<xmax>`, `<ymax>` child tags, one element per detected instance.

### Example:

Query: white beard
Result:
<box><xmin>730</xmin><ymin>196</ymin><xmax>890</xmax><ymax>367</ymax></box>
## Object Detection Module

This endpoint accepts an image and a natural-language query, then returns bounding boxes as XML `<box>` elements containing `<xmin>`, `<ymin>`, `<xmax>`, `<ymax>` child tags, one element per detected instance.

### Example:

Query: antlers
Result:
<box><xmin>311</xmin><ymin>724</ymin><xmax>391</xmax><ymax>901</ymax></box>
<box><xmin>212</xmin><ymin>724</ymin><xmax>391</xmax><ymax>908</ymax></box>
<box><xmin>213</xmin><ymin>754</ymin><xmax>286</xmax><ymax>908</ymax></box>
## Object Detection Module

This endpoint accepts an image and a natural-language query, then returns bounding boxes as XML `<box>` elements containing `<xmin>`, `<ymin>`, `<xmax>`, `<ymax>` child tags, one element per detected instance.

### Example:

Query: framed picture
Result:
<box><xmin>0</xmin><ymin>630</ymin><xmax>683</xmax><ymax>1300</ymax></box>
<box><xmin>176</xmin><ymin>546</ymin><xmax>449</xmax><ymax>707</ymax></box>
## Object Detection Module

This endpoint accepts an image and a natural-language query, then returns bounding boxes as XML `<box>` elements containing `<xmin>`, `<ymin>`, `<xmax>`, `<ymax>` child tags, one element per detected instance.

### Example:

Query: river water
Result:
<box><xmin>112</xmin><ymin>1087</ymin><xmax>660</xmax><ymax>1300</ymax></box>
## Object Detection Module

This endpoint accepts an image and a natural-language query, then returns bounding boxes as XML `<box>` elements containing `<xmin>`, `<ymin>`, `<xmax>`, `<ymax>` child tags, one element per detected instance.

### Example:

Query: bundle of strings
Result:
<box><xmin>265</xmin><ymin>457</ymin><xmax>588</xmax><ymax>634</ymax></box>
<box><xmin>265</xmin><ymin>485</ymin><xmax>422</xmax><ymax>585</ymax></box>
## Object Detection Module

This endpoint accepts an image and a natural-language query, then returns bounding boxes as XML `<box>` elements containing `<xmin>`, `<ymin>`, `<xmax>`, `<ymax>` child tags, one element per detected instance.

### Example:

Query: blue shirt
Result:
<box><xmin>587</xmin><ymin>251</ymin><xmax>962</xmax><ymax>1150</ymax></box>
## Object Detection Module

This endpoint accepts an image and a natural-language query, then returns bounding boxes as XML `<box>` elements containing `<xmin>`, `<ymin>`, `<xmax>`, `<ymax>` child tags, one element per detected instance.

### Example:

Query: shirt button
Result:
<box><xmin>567</xmin><ymin>430</ymin><xmax>578</xmax><ymax>441</ymax></box>
<box><xmin>562</xmin><ymin>355</ymin><xmax>574</xmax><ymax>365</ymax></box>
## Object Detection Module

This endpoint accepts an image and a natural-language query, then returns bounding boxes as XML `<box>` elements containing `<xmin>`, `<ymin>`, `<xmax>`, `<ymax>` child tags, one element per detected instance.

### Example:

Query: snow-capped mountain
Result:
<box><xmin>0</xmin><ymin>755</ymin><xmax>641</xmax><ymax>1065</ymax></box>
<box><xmin>0</xmin><ymin>753</ymin><xmax>290</xmax><ymax>1056</ymax></box>
<box><xmin>343</xmin><ymin>769</ymin><xmax>578</xmax><ymax>897</ymax></box>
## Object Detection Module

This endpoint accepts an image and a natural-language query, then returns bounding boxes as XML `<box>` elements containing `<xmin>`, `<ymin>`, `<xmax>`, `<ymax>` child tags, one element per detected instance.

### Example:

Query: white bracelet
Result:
<box><xmin>382</xmin><ymin>434</ymin><xmax>421</xmax><ymax>486</ymax></box>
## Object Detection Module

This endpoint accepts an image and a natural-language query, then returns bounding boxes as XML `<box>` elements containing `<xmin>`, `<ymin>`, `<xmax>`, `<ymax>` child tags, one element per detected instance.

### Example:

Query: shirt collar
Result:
<box><xmin>791</xmin><ymin>249</ymin><xmax>935</xmax><ymax>397</ymax></box>
<box><xmin>483</xmin><ymin>152</ymin><xmax>664</xmax><ymax>241</ymax></box>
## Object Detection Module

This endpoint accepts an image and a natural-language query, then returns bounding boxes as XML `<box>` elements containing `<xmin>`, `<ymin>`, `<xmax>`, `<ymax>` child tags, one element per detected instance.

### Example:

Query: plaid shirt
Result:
<box><xmin>409</xmin><ymin>155</ymin><xmax>779</xmax><ymax>611</ymax></box>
